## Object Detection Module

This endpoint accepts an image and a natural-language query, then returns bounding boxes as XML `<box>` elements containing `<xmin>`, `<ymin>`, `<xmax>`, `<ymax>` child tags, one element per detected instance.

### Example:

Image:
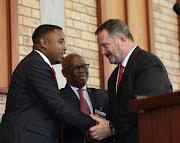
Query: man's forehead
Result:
<box><xmin>54</xmin><ymin>29</ymin><xmax>65</xmax><ymax>36</ymax></box>
<box><xmin>64</xmin><ymin>56</ymin><xmax>85</xmax><ymax>67</ymax></box>
<box><xmin>70</xmin><ymin>56</ymin><xmax>85</xmax><ymax>64</ymax></box>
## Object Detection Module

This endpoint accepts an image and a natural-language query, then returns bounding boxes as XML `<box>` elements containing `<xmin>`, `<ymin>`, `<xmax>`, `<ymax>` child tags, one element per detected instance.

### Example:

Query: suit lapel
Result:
<box><xmin>32</xmin><ymin>50</ymin><xmax>59</xmax><ymax>89</ymax></box>
<box><xmin>109</xmin><ymin>66</ymin><xmax>119</xmax><ymax>97</ymax></box>
<box><xmin>63</xmin><ymin>84</ymin><xmax>80</xmax><ymax>108</ymax></box>
<box><xmin>87</xmin><ymin>88</ymin><xmax>96</xmax><ymax>113</ymax></box>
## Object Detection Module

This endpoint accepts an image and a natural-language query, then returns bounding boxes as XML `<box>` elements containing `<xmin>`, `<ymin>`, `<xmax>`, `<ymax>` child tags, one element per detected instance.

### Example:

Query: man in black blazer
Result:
<box><xmin>89</xmin><ymin>19</ymin><xmax>173</xmax><ymax>143</ymax></box>
<box><xmin>0</xmin><ymin>25</ymin><xmax>95</xmax><ymax>143</ymax></box>
<box><xmin>60</xmin><ymin>53</ymin><xmax>109</xmax><ymax>143</ymax></box>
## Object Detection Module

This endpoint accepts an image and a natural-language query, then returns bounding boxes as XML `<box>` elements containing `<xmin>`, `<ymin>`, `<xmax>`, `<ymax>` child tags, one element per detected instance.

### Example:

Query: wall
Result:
<box><xmin>40</xmin><ymin>0</ymin><xmax>66</xmax><ymax>88</ymax></box>
<box><xmin>153</xmin><ymin>0</ymin><xmax>180</xmax><ymax>91</ymax></box>
<box><xmin>65</xmin><ymin>0</ymin><xmax>100</xmax><ymax>88</ymax></box>
<box><xmin>18</xmin><ymin>0</ymin><xmax>40</xmax><ymax>60</ymax></box>
<box><xmin>0</xmin><ymin>94</ymin><xmax>6</xmax><ymax>122</ymax></box>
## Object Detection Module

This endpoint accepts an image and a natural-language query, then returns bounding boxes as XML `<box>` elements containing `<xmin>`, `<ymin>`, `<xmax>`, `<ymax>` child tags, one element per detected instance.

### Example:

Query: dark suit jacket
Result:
<box><xmin>60</xmin><ymin>84</ymin><xmax>109</xmax><ymax>143</ymax></box>
<box><xmin>0</xmin><ymin>51</ymin><xmax>95</xmax><ymax>143</ymax></box>
<box><xmin>108</xmin><ymin>46</ymin><xmax>172</xmax><ymax>143</ymax></box>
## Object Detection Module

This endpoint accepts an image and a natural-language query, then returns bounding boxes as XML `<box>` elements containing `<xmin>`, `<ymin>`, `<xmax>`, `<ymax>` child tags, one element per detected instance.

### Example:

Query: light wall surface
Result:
<box><xmin>40</xmin><ymin>0</ymin><xmax>67</xmax><ymax>89</ymax></box>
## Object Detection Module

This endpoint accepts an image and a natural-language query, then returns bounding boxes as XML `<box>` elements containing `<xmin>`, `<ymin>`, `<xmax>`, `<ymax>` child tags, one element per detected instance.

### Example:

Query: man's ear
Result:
<box><xmin>118</xmin><ymin>34</ymin><xmax>126</xmax><ymax>47</ymax></box>
<box><xmin>40</xmin><ymin>38</ymin><xmax>48</xmax><ymax>49</ymax></box>
<box><xmin>118</xmin><ymin>34</ymin><xmax>126</xmax><ymax>43</ymax></box>
<box><xmin>62</xmin><ymin>69</ymin><xmax>66</xmax><ymax>77</ymax></box>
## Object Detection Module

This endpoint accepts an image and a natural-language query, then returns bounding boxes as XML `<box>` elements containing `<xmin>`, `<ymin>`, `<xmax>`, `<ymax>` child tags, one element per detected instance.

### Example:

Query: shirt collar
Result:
<box><xmin>121</xmin><ymin>45</ymin><xmax>137</xmax><ymax>67</ymax></box>
<box><xmin>70</xmin><ymin>84</ymin><xmax>87</xmax><ymax>91</ymax></box>
<box><xmin>34</xmin><ymin>49</ymin><xmax>52</xmax><ymax>68</ymax></box>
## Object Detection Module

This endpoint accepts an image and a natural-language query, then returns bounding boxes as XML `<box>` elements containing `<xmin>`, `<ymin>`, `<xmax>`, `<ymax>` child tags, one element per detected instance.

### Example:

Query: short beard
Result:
<box><xmin>109</xmin><ymin>56</ymin><xmax>116</xmax><ymax>64</ymax></box>
<box><xmin>105</xmin><ymin>53</ymin><xmax>116</xmax><ymax>64</ymax></box>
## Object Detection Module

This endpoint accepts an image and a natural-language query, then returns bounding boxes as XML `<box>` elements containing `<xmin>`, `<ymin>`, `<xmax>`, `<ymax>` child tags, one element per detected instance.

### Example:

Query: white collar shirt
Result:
<box><xmin>116</xmin><ymin>45</ymin><xmax>137</xmax><ymax>92</ymax></box>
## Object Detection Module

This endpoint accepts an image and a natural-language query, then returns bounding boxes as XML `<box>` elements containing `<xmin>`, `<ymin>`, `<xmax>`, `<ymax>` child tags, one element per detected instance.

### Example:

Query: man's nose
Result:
<box><xmin>79</xmin><ymin>66</ymin><xmax>84</xmax><ymax>72</ymax></box>
<box><xmin>102</xmin><ymin>48</ymin><xmax>107</xmax><ymax>55</ymax></box>
<box><xmin>63</xmin><ymin>45</ymin><xmax>67</xmax><ymax>50</ymax></box>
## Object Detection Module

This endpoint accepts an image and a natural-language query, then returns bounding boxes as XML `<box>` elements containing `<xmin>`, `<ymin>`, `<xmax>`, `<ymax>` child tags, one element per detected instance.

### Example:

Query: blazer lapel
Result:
<box><xmin>63</xmin><ymin>84</ymin><xmax>80</xmax><ymax>108</ymax></box>
<box><xmin>87</xmin><ymin>88</ymin><xmax>96</xmax><ymax>113</ymax></box>
<box><xmin>109</xmin><ymin>66</ymin><xmax>119</xmax><ymax>98</ymax></box>
<box><xmin>87</xmin><ymin>88</ymin><xmax>105</xmax><ymax>114</ymax></box>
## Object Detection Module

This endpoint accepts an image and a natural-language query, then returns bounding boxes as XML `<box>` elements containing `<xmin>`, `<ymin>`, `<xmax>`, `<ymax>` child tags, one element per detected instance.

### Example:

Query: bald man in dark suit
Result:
<box><xmin>60</xmin><ymin>53</ymin><xmax>109</xmax><ymax>143</ymax></box>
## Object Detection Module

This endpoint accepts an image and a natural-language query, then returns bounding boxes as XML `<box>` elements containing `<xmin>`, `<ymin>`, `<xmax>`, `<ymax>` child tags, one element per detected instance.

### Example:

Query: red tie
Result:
<box><xmin>117</xmin><ymin>65</ymin><xmax>124</xmax><ymax>90</ymax></box>
<box><xmin>51</xmin><ymin>67</ymin><xmax>63</xmax><ymax>137</ymax></box>
<box><xmin>78</xmin><ymin>89</ymin><xmax>91</xmax><ymax>115</ymax></box>
<box><xmin>51</xmin><ymin>67</ymin><xmax>58</xmax><ymax>84</ymax></box>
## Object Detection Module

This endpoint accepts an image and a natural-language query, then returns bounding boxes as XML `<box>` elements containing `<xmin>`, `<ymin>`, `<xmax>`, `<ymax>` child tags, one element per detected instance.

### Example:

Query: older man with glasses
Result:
<box><xmin>60</xmin><ymin>53</ymin><xmax>109</xmax><ymax>143</ymax></box>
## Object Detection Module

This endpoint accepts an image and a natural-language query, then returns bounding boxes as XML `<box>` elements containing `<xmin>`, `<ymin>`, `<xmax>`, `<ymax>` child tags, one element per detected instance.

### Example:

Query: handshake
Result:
<box><xmin>85</xmin><ymin>114</ymin><xmax>111</xmax><ymax>143</ymax></box>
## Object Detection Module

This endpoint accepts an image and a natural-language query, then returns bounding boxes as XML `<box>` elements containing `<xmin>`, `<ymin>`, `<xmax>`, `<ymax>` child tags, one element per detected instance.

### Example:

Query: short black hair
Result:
<box><xmin>95</xmin><ymin>19</ymin><xmax>134</xmax><ymax>42</ymax></box>
<box><xmin>32</xmin><ymin>24</ymin><xmax>62</xmax><ymax>44</ymax></box>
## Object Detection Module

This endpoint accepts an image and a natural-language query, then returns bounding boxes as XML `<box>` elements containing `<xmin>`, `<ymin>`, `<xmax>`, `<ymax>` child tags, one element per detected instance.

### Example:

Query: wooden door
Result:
<box><xmin>0</xmin><ymin>0</ymin><xmax>9</xmax><ymax>90</ymax></box>
<box><xmin>0</xmin><ymin>0</ymin><xmax>19</xmax><ymax>93</ymax></box>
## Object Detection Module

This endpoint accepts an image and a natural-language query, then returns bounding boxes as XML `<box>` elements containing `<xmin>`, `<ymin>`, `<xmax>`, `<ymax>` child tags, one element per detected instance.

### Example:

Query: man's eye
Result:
<box><xmin>82</xmin><ymin>65</ymin><xmax>86</xmax><ymax>68</ymax></box>
<box><xmin>71</xmin><ymin>66</ymin><xmax>78</xmax><ymax>71</ymax></box>
<box><xmin>59</xmin><ymin>41</ymin><xmax>65</xmax><ymax>44</ymax></box>
<box><xmin>102</xmin><ymin>44</ymin><xmax>108</xmax><ymax>48</ymax></box>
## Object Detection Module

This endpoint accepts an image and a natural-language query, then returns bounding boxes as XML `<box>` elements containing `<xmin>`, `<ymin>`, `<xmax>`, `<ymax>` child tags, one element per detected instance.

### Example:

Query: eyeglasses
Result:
<box><xmin>65</xmin><ymin>64</ymin><xmax>89</xmax><ymax>72</ymax></box>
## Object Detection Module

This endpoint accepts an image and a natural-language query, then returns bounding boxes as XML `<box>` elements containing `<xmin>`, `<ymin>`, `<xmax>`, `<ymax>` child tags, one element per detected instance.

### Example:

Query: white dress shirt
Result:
<box><xmin>116</xmin><ymin>45</ymin><xmax>137</xmax><ymax>92</ymax></box>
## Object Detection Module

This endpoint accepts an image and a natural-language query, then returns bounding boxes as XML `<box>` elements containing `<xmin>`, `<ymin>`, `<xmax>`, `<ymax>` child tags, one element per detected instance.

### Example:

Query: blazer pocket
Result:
<box><xmin>25</xmin><ymin>123</ymin><xmax>49</xmax><ymax>137</ymax></box>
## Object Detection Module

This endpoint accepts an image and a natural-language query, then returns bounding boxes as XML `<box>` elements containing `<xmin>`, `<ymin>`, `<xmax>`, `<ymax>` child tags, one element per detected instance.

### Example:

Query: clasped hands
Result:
<box><xmin>85</xmin><ymin>114</ymin><xmax>111</xmax><ymax>143</ymax></box>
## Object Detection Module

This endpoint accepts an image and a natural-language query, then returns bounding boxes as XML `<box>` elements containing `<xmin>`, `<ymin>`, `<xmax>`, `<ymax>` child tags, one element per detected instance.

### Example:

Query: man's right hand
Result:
<box><xmin>85</xmin><ymin>130</ymin><xmax>101</xmax><ymax>143</ymax></box>
<box><xmin>89</xmin><ymin>115</ymin><xmax>111</xmax><ymax>140</ymax></box>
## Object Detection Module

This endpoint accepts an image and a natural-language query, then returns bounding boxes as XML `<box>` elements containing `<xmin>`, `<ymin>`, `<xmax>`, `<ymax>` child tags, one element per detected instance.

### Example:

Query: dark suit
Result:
<box><xmin>60</xmin><ymin>84</ymin><xmax>109</xmax><ymax>143</ymax></box>
<box><xmin>107</xmin><ymin>46</ymin><xmax>172</xmax><ymax>143</ymax></box>
<box><xmin>0</xmin><ymin>51</ymin><xmax>95</xmax><ymax>143</ymax></box>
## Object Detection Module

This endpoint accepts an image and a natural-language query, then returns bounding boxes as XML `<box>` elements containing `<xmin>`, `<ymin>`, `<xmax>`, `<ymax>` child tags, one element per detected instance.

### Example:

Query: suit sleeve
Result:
<box><xmin>26</xmin><ymin>61</ymin><xmax>95</xmax><ymax>132</ymax></box>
